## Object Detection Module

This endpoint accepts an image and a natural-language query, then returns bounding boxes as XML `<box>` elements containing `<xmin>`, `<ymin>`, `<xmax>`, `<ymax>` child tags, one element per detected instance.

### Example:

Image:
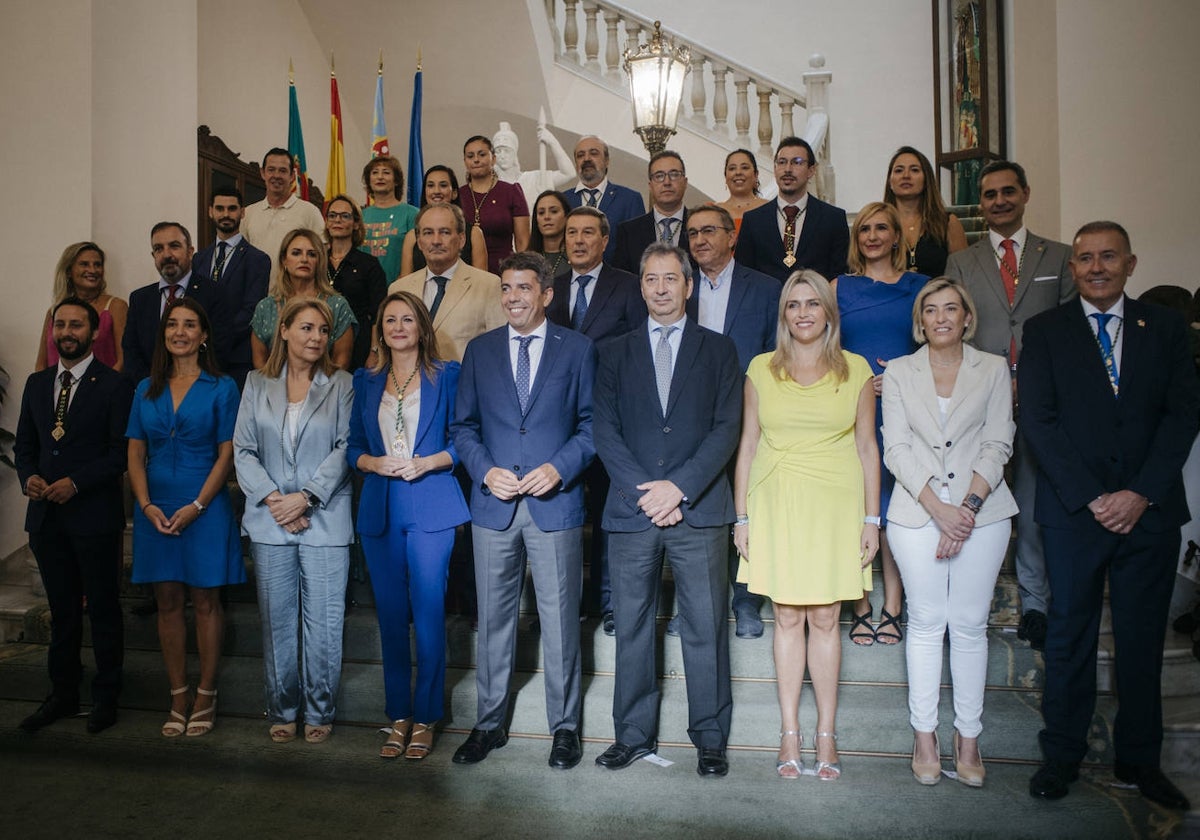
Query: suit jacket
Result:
<box><xmin>330</xmin><ymin>248</ymin><xmax>387</xmax><ymax>370</ymax></box>
<box><xmin>122</xmin><ymin>274</ymin><xmax>224</xmax><ymax>386</ymax></box>
<box><xmin>564</xmin><ymin>182</ymin><xmax>646</xmax><ymax>263</ymax></box>
<box><xmin>233</xmin><ymin>366</ymin><xmax>355</xmax><ymax>545</ymax></box>
<box><xmin>612</xmin><ymin>209</ymin><xmax>690</xmax><ymax>275</ymax></box>
<box><xmin>944</xmin><ymin>231</ymin><xmax>1073</xmax><ymax>363</ymax></box>
<box><xmin>546</xmin><ymin>262</ymin><xmax>646</xmax><ymax>348</ymax></box>
<box><xmin>881</xmin><ymin>343</ymin><xmax>1018</xmax><ymax>528</ymax></box>
<box><xmin>593</xmin><ymin>318</ymin><xmax>742</xmax><ymax>531</ymax></box>
<box><xmin>734</xmin><ymin>195</ymin><xmax>849</xmax><ymax>282</ymax></box>
<box><xmin>192</xmin><ymin>238</ymin><xmax>271</xmax><ymax>379</ymax></box>
<box><xmin>451</xmin><ymin>322</ymin><xmax>597</xmax><ymax>532</ymax></box>
<box><xmin>1017</xmin><ymin>297</ymin><xmax>1199</xmax><ymax>532</ymax></box>
<box><xmin>347</xmin><ymin>362</ymin><xmax>469</xmax><ymax>536</ymax></box>
<box><xmin>685</xmin><ymin>260</ymin><xmax>780</xmax><ymax>372</ymax></box>
<box><xmin>14</xmin><ymin>360</ymin><xmax>133</xmax><ymax>536</ymax></box>
<box><xmin>390</xmin><ymin>262</ymin><xmax>505</xmax><ymax>362</ymax></box>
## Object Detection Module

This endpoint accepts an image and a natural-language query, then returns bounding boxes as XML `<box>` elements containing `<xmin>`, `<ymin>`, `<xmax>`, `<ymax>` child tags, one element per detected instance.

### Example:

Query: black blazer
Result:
<box><xmin>547</xmin><ymin>263</ymin><xmax>646</xmax><ymax>348</ymax></box>
<box><xmin>611</xmin><ymin>210</ymin><xmax>690</xmax><ymax>275</ymax></box>
<box><xmin>14</xmin><ymin>361</ymin><xmax>133</xmax><ymax>536</ymax></box>
<box><xmin>121</xmin><ymin>274</ymin><xmax>223</xmax><ymax>386</ymax></box>
<box><xmin>1018</xmin><ymin>296</ymin><xmax>1200</xmax><ymax>532</ymax></box>
<box><xmin>330</xmin><ymin>248</ymin><xmax>387</xmax><ymax>370</ymax></box>
<box><xmin>192</xmin><ymin>238</ymin><xmax>271</xmax><ymax>379</ymax></box>
<box><xmin>685</xmin><ymin>260</ymin><xmax>781</xmax><ymax>373</ymax></box>
<box><xmin>593</xmin><ymin>318</ymin><xmax>742</xmax><ymax>532</ymax></box>
<box><xmin>734</xmin><ymin>196</ymin><xmax>849</xmax><ymax>282</ymax></box>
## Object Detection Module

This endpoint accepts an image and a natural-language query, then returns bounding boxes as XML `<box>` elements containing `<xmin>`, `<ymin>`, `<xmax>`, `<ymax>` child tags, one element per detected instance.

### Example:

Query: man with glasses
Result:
<box><xmin>735</xmin><ymin>137</ymin><xmax>848</xmax><ymax>282</ymax></box>
<box><xmin>613</xmin><ymin>151</ymin><xmax>690</xmax><ymax>274</ymax></box>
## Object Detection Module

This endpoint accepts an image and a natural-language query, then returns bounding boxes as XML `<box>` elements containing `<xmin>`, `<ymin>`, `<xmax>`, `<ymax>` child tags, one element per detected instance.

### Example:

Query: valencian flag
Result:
<box><xmin>371</xmin><ymin>52</ymin><xmax>389</xmax><ymax>158</ymax></box>
<box><xmin>406</xmin><ymin>52</ymin><xmax>424</xmax><ymax>207</ymax></box>
<box><xmin>326</xmin><ymin>53</ymin><xmax>347</xmax><ymax>203</ymax></box>
<box><xmin>287</xmin><ymin>60</ymin><xmax>310</xmax><ymax>200</ymax></box>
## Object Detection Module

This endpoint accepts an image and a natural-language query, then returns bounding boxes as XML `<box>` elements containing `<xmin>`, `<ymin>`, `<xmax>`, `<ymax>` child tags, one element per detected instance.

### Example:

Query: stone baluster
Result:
<box><xmin>733</xmin><ymin>75</ymin><xmax>751</xmax><ymax>145</ymax></box>
<box><xmin>563</xmin><ymin>0</ymin><xmax>580</xmax><ymax>64</ymax></box>
<box><xmin>711</xmin><ymin>64</ymin><xmax>729</xmax><ymax>130</ymax></box>
<box><xmin>778</xmin><ymin>96</ymin><xmax>796</xmax><ymax>140</ymax></box>
<box><xmin>625</xmin><ymin>21</ymin><xmax>642</xmax><ymax>57</ymax></box>
<box><xmin>690</xmin><ymin>55</ymin><xmax>707</xmax><ymax>123</ymax></box>
<box><xmin>803</xmin><ymin>53</ymin><xmax>834</xmax><ymax>199</ymax></box>
<box><xmin>545</xmin><ymin>0</ymin><xmax>556</xmax><ymax>42</ymax></box>
<box><xmin>603</xmin><ymin>11</ymin><xmax>621</xmax><ymax>78</ymax></box>
<box><xmin>756</xmin><ymin>83</ymin><xmax>774</xmax><ymax>158</ymax></box>
<box><xmin>582</xmin><ymin>3</ymin><xmax>601</xmax><ymax>72</ymax></box>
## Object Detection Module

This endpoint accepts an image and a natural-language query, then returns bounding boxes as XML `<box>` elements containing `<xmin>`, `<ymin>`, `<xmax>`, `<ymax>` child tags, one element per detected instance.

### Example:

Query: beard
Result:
<box><xmin>55</xmin><ymin>335</ymin><xmax>92</xmax><ymax>361</ymax></box>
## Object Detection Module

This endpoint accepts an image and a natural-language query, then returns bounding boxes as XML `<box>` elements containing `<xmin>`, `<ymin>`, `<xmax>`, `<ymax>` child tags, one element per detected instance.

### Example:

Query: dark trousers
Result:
<box><xmin>1040</xmin><ymin>522</ymin><xmax>1177</xmax><ymax>767</ymax></box>
<box><xmin>584</xmin><ymin>459</ymin><xmax>612</xmax><ymax>614</ymax></box>
<box><xmin>29</xmin><ymin>520</ymin><xmax>124</xmax><ymax>704</ymax></box>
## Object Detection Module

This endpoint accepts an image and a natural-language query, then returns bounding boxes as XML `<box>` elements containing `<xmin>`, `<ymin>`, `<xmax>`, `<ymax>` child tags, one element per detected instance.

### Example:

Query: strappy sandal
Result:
<box><xmin>305</xmin><ymin>724</ymin><xmax>333</xmax><ymax>744</ymax></box>
<box><xmin>776</xmin><ymin>730</ymin><xmax>803</xmax><ymax>779</ymax></box>
<box><xmin>161</xmin><ymin>685</ymin><xmax>190</xmax><ymax>738</ymax></box>
<box><xmin>849</xmin><ymin>609</ymin><xmax>875</xmax><ymax>646</ymax></box>
<box><xmin>185</xmin><ymin>688</ymin><xmax>217</xmax><ymax>737</ymax></box>
<box><xmin>405</xmin><ymin>722</ymin><xmax>435</xmax><ymax>760</ymax></box>
<box><xmin>814</xmin><ymin>731</ymin><xmax>841</xmax><ymax>781</ymax></box>
<box><xmin>269</xmin><ymin>722</ymin><xmax>296</xmax><ymax>743</ymax></box>
<box><xmin>875</xmin><ymin>609</ymin><xmax>903</xmax><ymax>645</ymax></box>
<box><xmin>380</xmin><ymin>718</ymin><xmax>412</xmax><ymax>759</ymax></box>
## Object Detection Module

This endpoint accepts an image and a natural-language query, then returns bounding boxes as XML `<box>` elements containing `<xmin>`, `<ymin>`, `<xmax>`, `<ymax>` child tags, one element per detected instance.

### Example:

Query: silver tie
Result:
<box><xmin>654</xmin><ymin>325</ymin><xmax>676</xmax><ymax>414</ymax></box>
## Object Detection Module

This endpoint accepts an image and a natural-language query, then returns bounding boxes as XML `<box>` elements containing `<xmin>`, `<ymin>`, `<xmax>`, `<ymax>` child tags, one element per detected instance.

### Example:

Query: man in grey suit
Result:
<box><xmin>945</xmin><ymin>160</ymin><xmax>1074</xmax><ymax>651</ymax></box>
<box><xmin>450</xmin><ymin>252</ymin><xmax>596</xmax><ymax>769</ymax></box>
<box><xmin>593</xmin><ymin>242</ymin><xmax>742</xmax><ymax>778</ymax></box>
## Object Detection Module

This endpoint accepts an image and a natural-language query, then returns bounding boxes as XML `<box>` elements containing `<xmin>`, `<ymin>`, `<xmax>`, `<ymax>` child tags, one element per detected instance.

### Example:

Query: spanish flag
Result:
<box><xmin>326</xmin><ymin>53</ymin><xmax>346</xmax><ymax>203</ymax></box>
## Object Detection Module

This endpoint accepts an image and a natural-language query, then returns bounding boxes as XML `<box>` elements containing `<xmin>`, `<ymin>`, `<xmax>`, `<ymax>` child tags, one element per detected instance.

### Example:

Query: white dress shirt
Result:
<box><xmin>1080</xmin><ymin>294</ymin><xmax>1126</xmax><ymax>372</ymax></box>
<box><xmin>423</xmin><ymin>259</ymin><xmax>462</xmax><ymax>310</ymax></box>
<box><xmin>774</xmin><ymin>194</ymin><xmax>810</xmax><ymax>242</ymax></box>
<box><xmin>568</xmin><ymin>262</ymin><xmax>603</xmax><ymax>314</ymax></box>
<box><xmin>508</xmin><ymin>318</ymin><xmax>549</xmax><ymax>385</ymax></box>
<box><xmin>647</xmin><ymin>315</ymin><xmax>687</xmax><ymax>376</ymax></box>
<box><xmin>54</xmin><ymin>354</ymin><xmax>94</xmax><ymax>409</ymax></box>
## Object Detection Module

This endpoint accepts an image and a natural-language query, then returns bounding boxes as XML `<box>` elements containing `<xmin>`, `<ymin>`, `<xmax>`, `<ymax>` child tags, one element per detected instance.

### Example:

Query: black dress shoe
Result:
<box><xmin>1029</xmin><ymin>760</ymin><xmax>1079</xmax><ymax>800</ymax></box>
<box><xmin>19</xmin><ymin>695</ymin><xmax>80</xmax><ymax>733</ymax></box>
<box><xmin>1115</xmin><ymin>762</ymin><xmax>1192</xmax><ymax>810</ymax></box>
<box><xmin>1017</xmin><ymin>609</ymin><xmax>1048</xmax><ymax>652</ymax></box>
<box><xmin>452</xmin><ymin>728</ymin><xmax>508</xmax><ymax>764</ymax></box>
<box><xmin>602</xmin><ymin>611</ymin><xmax>615</xmax><ymax>637</ymax></box>
<box><xmin>734</xmin><ymin>607</ymin><xmax>765</xmax><ymax>639</ymax></box>
<box><xmin>697</xmin><ymin>747</ymin><xmax>729</xmax><ymax>777</ymax></box>
<box><xmin>548</xmin><ymin>729</ymin><xmax>582</xmax><ymax>770</ymax></box>
<box><xmin>86</xmin><ymin>701</ymin><xmax>118</xmax><ymax>734</ymax></box>
<box><xmin>595</xmin><ymin>740</ymin><xmax>656</xmax><ymax>770</ymax></box>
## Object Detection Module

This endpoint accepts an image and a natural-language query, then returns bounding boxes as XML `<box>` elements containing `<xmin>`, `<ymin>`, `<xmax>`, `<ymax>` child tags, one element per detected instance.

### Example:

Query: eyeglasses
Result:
<box><xmin>326</xmin><ymin>211</ymin><xmax>354</xmax><ymax>222</ymax></box>
<box><xmin>686</xmin><ymin>225</ymin><xmax>733</xmax><ymax>239</ymax></box>
<box><xmin>774</xmin><ymin>156</ymin><xmax>811</xmax><ymax>168</ymax></box>
<box><xmin>650</xmin><ymin>169</ymin><xmax>686</xmax><ymax>183</ymax></box>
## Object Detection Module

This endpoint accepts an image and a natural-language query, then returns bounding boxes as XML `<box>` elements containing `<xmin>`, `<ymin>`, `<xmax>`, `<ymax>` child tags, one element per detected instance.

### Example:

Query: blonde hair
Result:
<box><xmin>262</xmin><ymin>297</ymin><xmax>337</xmax><ymax>379</ymax></box>
<box><xmin>270</xmin><ymin>229</ymin><xmax>336</xmax><ymax>302</ymax></box>
<box><xmin>53</xmin><ymin>241</ymin><xmax>107</xmax><ymax>302</ymax></box>
<box><xmin>911</xmin><ymin>276</ymin><xmax>978</xmax><ymax>344</ymax></box>
<box><xmin>768</xmin><ymin>269</ymin><xmax>849</xmax><ymax>384</ymax></box>
<box><xmin>848</xmin><ymin>202</ymin><xmax>906</xmax><ymax>274</ymax></box>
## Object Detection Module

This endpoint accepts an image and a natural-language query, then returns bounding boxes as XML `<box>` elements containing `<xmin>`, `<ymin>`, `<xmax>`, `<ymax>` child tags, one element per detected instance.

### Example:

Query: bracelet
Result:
<box><xmin>192</xmin><ymin>500</ymin><xmax>206</xmax><ymax>513</ymax></box>
<box><xmin>141</xmin><ymin>501</ymin><xmax>152</xmax><ymax>512</ymax></box>
<box><xmin>961</xmin><ymin>493</ymin><xmax>984</xmax><ymax>514</ymax></box>
<box><xmin>734</xmin><ymin>515</ymin><xmax>749</xmax><ymax>526</ymax></box>
<box><xmin>863</xmin><ymin>516</ymin><xmax>881</xmax><ymax>526</ymax></box>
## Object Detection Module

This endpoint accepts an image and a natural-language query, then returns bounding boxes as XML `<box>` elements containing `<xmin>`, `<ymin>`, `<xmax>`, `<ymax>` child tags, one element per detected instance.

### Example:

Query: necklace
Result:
<box><xmin>387</xmin><ymin>362</ymin><xmax>419</xmax><ymax>459</ymax></box>
<box><xmin>467</xmin><ymin>175</ymin><xmax>498</xmax><ymax>230</ymax></box>
<box><xmin>545</xmin><ymin>250</ymin><xmax>566</xmax><ymax>276</ymax></box>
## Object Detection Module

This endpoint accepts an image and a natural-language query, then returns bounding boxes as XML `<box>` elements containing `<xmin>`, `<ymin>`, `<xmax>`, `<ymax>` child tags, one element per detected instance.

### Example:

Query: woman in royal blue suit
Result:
<box><xmin>348</xmin><ymin>290</ymin><xmax>469</xmax><ymax>760</ymax></box>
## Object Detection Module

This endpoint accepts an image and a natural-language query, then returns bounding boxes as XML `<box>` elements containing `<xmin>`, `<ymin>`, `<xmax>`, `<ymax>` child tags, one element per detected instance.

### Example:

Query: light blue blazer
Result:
<box><xmin>233</xmin><ymin>365</ymin><xmax>354</xmax><ymax>546</ymax></box>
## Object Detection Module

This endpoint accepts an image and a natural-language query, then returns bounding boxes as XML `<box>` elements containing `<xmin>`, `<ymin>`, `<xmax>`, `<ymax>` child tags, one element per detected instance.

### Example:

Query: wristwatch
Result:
<box><xmin>962</xmin><ymin>493</ymin><xmax>984</xmax><ymax>514</ymax></box>
<box><xmin>302</xmin><ymin>490</ymin><xmax>321</xmax><ymax>516</ymax></box>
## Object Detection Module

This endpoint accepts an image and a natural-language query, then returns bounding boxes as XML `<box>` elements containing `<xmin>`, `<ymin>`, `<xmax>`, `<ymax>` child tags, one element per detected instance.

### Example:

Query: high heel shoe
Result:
<box><xmin>269</xmin><ymin>722</ymin><xmax>296</xmax><ymax>743</ymax></box>
<box><xmin>161</xmin><ymin>685</ymin><xmax>190</xmax><ymax>738</ymax></box>
<box><xmin>185</xmin><ymin>687</ymin><xmax>217</xmax><ymax>737</ymax></box>
<box><xmin>911</xmin><ymin>731</ymin><xmax>942</xmax><ymax>785</ymax></box>
<box><xmin>814</xmin><ymin>731</ymin><xmax>841</xmax><ymax>781</ymax></box>
<box><xmin>953</xmin><ymin>730</ymin><xmax>986</xmax><ymax>788</ymax></box>
<box><xmin>776</xmin><ymin>730</ymin><xmax>803</xmax><ymax>779</ymax></box>
<box><xmin>380</xmin><ymin>718</ymin><xmax>411</xmax><ymax>759</ymax></box>
<box><xmin>405</xmin><ymin>722</ymin><xmax>435</xmax><ymax>759</ymax></box>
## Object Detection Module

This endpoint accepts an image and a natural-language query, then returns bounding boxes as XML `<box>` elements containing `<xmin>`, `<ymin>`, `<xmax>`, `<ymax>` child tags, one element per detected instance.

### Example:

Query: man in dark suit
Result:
<box><xmin>1020</xmin><ymin>222</ymin><xmax>1197</xmax><ymax>810</ymax></box>
<box><xmin>191</xmin><ymin>189</ymin><xmax>270</xmax><ymax>389</ymax></box>
<box><xmin>450</xmin><ymin>251</ymin><xmax>596</xmax><ymax>770</ymax></box>
<box><xmin>15</xmin><ymin>297</ymin><xmax>134</xmax><ymax>734</ymax></box>
<box><xmin>564</xmin><ymin>135</ymin><xmax>645</xmax><ymax>264</ymax></box>
<box><xmin>122</xmin><ymin>222</ymin><xmax>222</xmax><ymax>385</ymax></box>
<box><xmin>612</xmin><ymin>151</ymin><xmax>690</xmax><ymax>274</ymax></box>
<box><xmin>682</xmin><ymin>204</ymin><xmax>780</xmax><ymax>639</ymax></box>
<box><xmin>946</xmin><ymin>160</ymin><xmax>1074</xmax><ymax>652</ymax></box>
<box><xmin>734</xmin><ymin>136</ymin><xmax>848</xmax><ymax>282</ymax></box>
<box><xmin>593</xmin><ymin>242</ymin><xmax>742</xmax><ymax>778</ymax></box>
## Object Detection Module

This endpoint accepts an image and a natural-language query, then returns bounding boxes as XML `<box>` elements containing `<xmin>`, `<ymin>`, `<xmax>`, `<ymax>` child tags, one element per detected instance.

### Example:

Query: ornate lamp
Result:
<box><xmin>623</xmin><ymin>21</ymin><xmax>691</xmax><ymax>155</ymax></box>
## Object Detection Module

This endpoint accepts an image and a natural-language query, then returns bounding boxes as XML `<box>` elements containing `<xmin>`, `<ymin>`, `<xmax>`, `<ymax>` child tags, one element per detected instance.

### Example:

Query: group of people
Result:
<box><xmin>13</xmin><ymin>130</ymin><xmax>1195</xmax><ymax>811</ymax></box>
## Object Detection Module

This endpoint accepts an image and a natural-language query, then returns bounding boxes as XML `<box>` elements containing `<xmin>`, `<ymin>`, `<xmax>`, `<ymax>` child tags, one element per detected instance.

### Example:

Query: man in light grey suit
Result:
<box><xmin>945</xmin><ymin>160</ymin><xmax>1074</xmax><ymax>651</ymax></box>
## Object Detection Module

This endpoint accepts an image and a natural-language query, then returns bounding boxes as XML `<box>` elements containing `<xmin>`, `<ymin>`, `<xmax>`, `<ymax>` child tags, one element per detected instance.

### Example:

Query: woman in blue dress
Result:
<box><xmin>835</xmin><ymin>202</ymin><xmax>928</xmax><ymax>646</ymax></box>
<box><xmin>127</xmin><ymin>298</ymin><xmax>244</xmax><ymax>737</ymax></box>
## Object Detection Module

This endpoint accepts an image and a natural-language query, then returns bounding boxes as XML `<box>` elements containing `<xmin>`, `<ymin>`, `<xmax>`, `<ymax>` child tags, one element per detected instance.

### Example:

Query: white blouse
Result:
<box><xmin>378</xmin><ymin>387</ymin><xmax>421</xmax><ymax>458</ymax></box>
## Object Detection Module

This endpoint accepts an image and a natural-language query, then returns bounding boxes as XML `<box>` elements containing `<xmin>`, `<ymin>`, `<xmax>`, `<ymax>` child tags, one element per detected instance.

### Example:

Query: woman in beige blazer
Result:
<box><xmin>881</xmin><ymin>277</ymin><xmax>1017</xmax><ymax>789</ymax></box>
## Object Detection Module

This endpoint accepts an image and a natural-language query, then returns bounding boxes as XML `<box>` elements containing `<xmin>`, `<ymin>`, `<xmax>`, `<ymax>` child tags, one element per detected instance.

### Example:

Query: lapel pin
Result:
<box><xmin>1137</xmin><ymin>319</ymin><xmax>1146</xmax><ymax>327</ymax></box>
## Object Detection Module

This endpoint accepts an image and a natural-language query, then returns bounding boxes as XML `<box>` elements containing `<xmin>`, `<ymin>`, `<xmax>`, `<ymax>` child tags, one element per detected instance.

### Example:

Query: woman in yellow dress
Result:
<box><xmin>733</xmin><ymin>269</ymin><xmax>880</xmax><ymax>781</ymax></box>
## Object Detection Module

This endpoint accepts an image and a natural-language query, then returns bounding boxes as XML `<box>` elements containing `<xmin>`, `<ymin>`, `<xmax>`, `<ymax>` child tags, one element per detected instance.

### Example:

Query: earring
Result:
<box><xmin>199</xmin><ymin>341</ymin><xmax>208</xmax><ymax>352</ymax></box>
<box><xmin>892</xmin><ymin>243</ymin><xmax>899</xmax><ymax>250</ymax></box>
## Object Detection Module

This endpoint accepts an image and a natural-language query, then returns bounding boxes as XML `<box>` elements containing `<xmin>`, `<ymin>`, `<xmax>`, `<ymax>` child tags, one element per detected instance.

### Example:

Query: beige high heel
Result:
<box><xmin>911</xmin><ymin>731</ymin><xmax>942</xmax><ymax>785</ymax></box>
<box><xmin>953</xmin><ymin>730</ymin><xmax>986</xmax><ymax>788</ymax></box>
<box><xmin>380</xmin><ymin>718</ymin><xmax>412</xmax><ymax>759</ymax></box>
<box><xmin>161</xmin><ymin>685</ymin><xmax>190</xmax><ymax>738</ymax></box>
<box><xmin>185</xmin><ymin>687</ymin><xmax>217</xmax><ymax>737</ymax></box>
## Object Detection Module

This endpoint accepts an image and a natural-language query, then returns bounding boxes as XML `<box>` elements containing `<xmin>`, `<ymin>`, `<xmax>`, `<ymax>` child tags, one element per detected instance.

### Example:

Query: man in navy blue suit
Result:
<box><xmin>191</xmin><ymin>189</ymin><xmax>270</xmax><ymax>389</ymax></box>
<box><xmin>16</xmin><ymin>297</ymin><xmax>133</xmax><ymax>734</ymax></box>
<box><xmin>734</xmin><ymin>137</ymin><xmax>848</xmax><ymax>282</ymax></box>
<box><xmin>1021</xmin><ymin>222</ymin><xmax>1197</xmax><ymax>810</ymax></box>
<box><xmin>451</xmin><ymin>251</ymin><xmax>597</xmax><ymax>770</ymax></box>
<box><xmin>564</xmin><ymin>136</ymin><xmax>645</xmax><ymax>264</ymax></box>
<box><xmin>593</xmin><ymin>242</ymin><xmax>742</xmax><ymax>778</ymax></box>
<box><xmin>612</xmin><ymin>151</ymin><xmax>690</xmax><ymax>274</ymax></box>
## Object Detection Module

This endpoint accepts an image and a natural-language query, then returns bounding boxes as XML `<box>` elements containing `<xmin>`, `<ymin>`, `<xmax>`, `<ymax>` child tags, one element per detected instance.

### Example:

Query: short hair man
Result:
<box><xmin>945</xmin><ymin>160</ymin><xmax>1075</xmax><ymax>651</ymax></box>
<box><xmin>593</xmin><ymin>242</ymin><xmax>742</xmax><ymax>777</ymax></box>
<box><xmin>191</xmin><ymin>189</ymin><xmax>271</xmax><ymax>388</ymax></box>
<box><xmin>16</xmin><ymin>297</ymin><xmax>134</xmax><ymax>734</ymax></box>
<box><xmin>612</xmin><ymin>151</ymin><xmax>690</xmax><ymax>274</ymax></box>
<box><xmin>241</xmin><ymin>147</ymin><xmax>327</xmax><ymax>275</ymax></box>
<box><xmin>450</xmin><ymin>251</ymin><xmax>597</xmax><ymax>770</ymax></box>
<box><xmin>734</xmin><ymin>137</ymin><xmax>849</xmax><ymax>281</ymax></box>
<box><xmin>563</xmin><ymin>136</ymin><xmax>645</xmax><ymax>263</ymax></box>
<box><xmin>361</xmin><ymin>155</ymin><xmax>418</xmax><ymax>283</ymax></box>
<box><xmin>1020</xmin><ymin>222</ymin><xmax>1197</xmax><ymax>811</ymax></box>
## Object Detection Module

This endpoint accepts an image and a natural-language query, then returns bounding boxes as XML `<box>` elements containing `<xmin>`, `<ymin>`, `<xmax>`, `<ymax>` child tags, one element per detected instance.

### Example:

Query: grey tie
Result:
<box><xmin>571</xmin><ymin>274</ymin><xmax>592</xmax><ymax>330</ymax></box>
<box><xmin>654</xmin><ymin>325</ymin><xmax>676</xmax><ymax>414</ymax></box>
<box><xmin>515</xmin><ymin>335</ymin><xmax>535</xmax><ymax>413</ymax></box>
<box><xmin>585</xmin><ymin>188</ymin><xmax>599</xmax><ymax>208</ymax></box>
<box><xmin>658</xmin><ymin>218</ymin><xmax>677</xmax><ymax>244</ymax></box>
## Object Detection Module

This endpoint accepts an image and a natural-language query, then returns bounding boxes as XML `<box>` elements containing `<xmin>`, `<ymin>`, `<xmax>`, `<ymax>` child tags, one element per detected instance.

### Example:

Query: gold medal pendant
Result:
<box><xmin>783</xmin><ymin>254</ymin><xmax>797</xmax><ymax>268</ymax></box>
<box><xmin>51</xmin><ymin>423</ymin><xmax>65</xmax><ymax>441</ymax></box>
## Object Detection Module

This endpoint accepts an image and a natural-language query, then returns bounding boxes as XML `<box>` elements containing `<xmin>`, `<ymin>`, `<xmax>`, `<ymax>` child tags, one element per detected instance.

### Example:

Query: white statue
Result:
<box><xmin>493</xmin><ymin>112</ymin><xmax>575</xmax><ymax>209</ymax></box>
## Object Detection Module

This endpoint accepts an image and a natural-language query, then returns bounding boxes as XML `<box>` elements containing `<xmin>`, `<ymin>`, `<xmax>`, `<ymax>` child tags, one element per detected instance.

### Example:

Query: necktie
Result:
<box><xmin>571</xmin><ymin>274</ymin><xmax>592</xmax><ymax>330</ymax></box>
<box><xmin>429</xmin><ymin>276</ymin><xmax>448</xmax><ymax>320</ymax></box>
<box><xmin>52</xmin><ymin>370</ymin><xmax>73</xmax><ymax>441</ymax></box>
<box><xmin>782</xmin><ymin>205</ymin><xmax>801</xmax><ymax>267</ymax></box>
<box><xmin>515</xmin><ymin>335</ymin><xmax>535</xmax><ymax>413</ymax></box>
<box><xmin>654</xmin><ymin>325</ymin><xmax>676</xmax><ymax>414</ymax></box>
<box><xmin>1091</xmin><ymin>312</ymin><xmax>1120</xmax><ymax>395</ymax></box>
<box><xmin>211</xmin><ymin>241</ymin><xmax>228</xmax><ymax>282</ymax></box>
<box><xmin>659</xmin><ymin>218</ymin><xmax>677</xmax><ymax>244</ymax></box>
<box><xmin>585</xmin><ymin>189</ymin><xmax>599</xmax><ymax>208</ymax></box>
<box><xmin>1000</xmin><ymin>239</ymin><xmax>1019</xmax><ymax>363</ymax></box>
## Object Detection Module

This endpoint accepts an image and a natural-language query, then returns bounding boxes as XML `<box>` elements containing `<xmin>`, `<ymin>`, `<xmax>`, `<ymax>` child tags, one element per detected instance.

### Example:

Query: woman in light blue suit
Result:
<box><xmin>234</xmin><ymin>298</ymin><xmax>354</xmax><ymax>745</ymax></box>
<box><xmin>348</xmin><ymin>290</ymin><xmax>469</xmax><ymax>760</ymax></box>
